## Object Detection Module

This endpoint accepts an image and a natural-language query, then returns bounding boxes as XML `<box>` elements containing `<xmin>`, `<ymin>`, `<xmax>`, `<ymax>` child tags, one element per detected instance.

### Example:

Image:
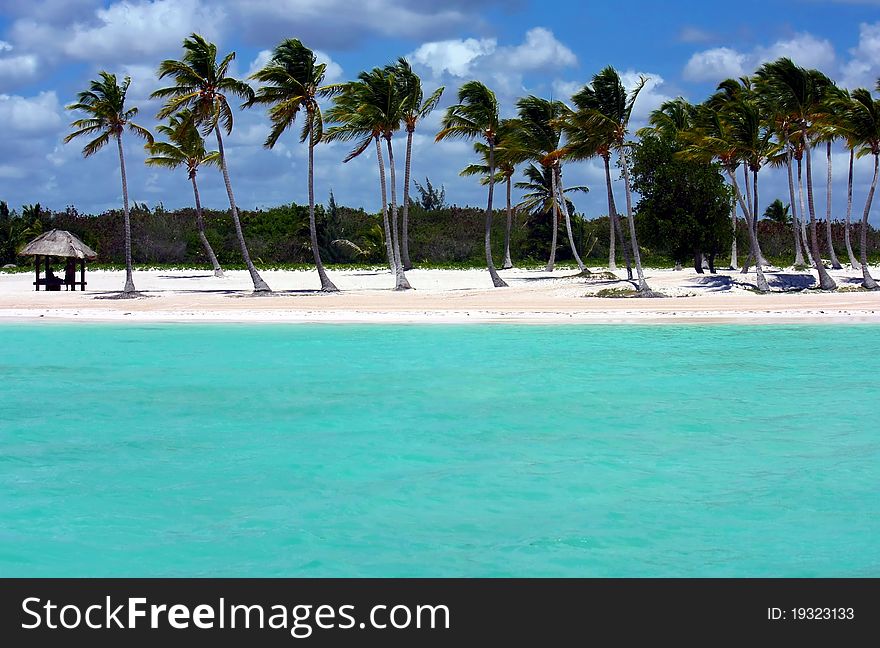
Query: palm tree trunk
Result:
<box><xmin>401</xmin><ymin>128</ymin><xmax>414</xmax><ymax>270</ymax></box>
<box><xmin>309</xmin><ymin>118</ymin><xmax>338</xmax><ymax>292</ymax></box>
<box><xmin>385</xmin><ymin>136</ymin><xmax>411</xmax><ymax>290</ymax></box>
<box><xmin>603</xmin><ymin>154</ymin><xmax>632</xmax><ymax>278</ymax></box>
<box><xmin>608</xmin><ymin>193</ymin><xmax>616</xmax><ymax>270</ymax></box>
<box><xmin>190</xmin><ymin>174</ymin><xmax>223</xmax><ymax>277</ymax></box>
<box><xmin>741</xmin><ymin>164</ymin><xmax>769</xmax><ymax>271</ymax></box>
<box><xmin>786</xmin><ymin>148</ymin><xmax>805</xmax><ymax>266</ymax></box>
<box><xmin>844</xmin><ymin>148</ymin><xmax>861</xmax><ymax>270</ymax></box>
<box><xmin>556</xmin><ymin>167</ymin><xmax>585</xmax><ymax>272</ymax></box>
<box><xmin>374</xmin><ymin>137</ymin><xmax>397</xmax><ymax>280</ymax></box>
<box><xmin>859</xmin><ymin>154</ymin><xmax>878</xmax><ymax>289</ymax></box>
<box><xmin>753</xmin><ymin>168</ymin><xmax>770</xmax><ymax>267</ymax></box>
<box><xmin>215</xmin><ymin>128</ymin><xmax>270</xmax><ymax>292</ymax></box>
<box><xmin>502</xmin><ymin>174</ymin><xmax>513</xmax><ymax>269</ymax></box>
<box><xmin>796</xmin><ymin>156</ymin><xmax>815</xmax><ymax>266</ymax></box>
<box><xmin>546</xmin><ymin>167</ymin><xmax>559</xmax><ymax>272</ymax></box>
<box><xmin>729</xmin><ymin>201</ymin><xmax>738</xmax><ymax>269</ymax></box>
<box><xmin>804</xmin><ymin>132</ymin><xmax>837</xmax><ymax>289</ymax></box>
<box><xmin>743</xmin><ymin>163</ymin><xmax>753</xmax><ymax>224</ymax></box>
<box><xmin>825</xmin><ymin>140</ymin><xmax>842</xmax><ymax>269</ymax></box>
<box><xmin>619</xmin><ymin>147</ymin><xmax>650</xmax><ymax>292</ymax></box>
<box><xmin>486</xmin><ymin>140</ymin><xmax>508</xmax><ymax>288</ymax></box>
<box><xmin>726</xmin><ymin>167</ymin><xmax>769</xmax><ymax>292</ymax></box>
<box><xmin>115</xmin><ymin>133</ymin><xmax>136</xmax><ymax>294</ymax></box>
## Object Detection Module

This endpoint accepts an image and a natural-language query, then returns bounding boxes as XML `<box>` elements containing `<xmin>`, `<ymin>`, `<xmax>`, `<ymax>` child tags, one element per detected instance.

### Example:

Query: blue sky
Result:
<box><xmin>1</xmin><ymin>0</ymin><xmax>880</xmax><ymax>222</ymax></box>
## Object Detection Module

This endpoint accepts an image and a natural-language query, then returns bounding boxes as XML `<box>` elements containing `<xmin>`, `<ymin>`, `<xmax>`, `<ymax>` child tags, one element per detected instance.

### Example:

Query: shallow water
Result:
<box><xmin>1</xmin><ymin>323</ymin><xmax>878</xmax><ymax>576</ymax></box>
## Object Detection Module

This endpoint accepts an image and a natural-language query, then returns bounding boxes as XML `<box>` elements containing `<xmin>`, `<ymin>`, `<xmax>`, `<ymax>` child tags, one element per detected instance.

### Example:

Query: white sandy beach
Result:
<box><xmin>1</xmin><ymin>264</ymin><xmax>879</xmax><ymax>324</ymax></box>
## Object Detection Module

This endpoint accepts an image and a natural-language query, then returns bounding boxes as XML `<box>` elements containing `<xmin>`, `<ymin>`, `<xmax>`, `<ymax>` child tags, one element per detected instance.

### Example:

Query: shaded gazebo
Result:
<box><xmin>19</xmin><ymin>229</ymin><xmax>97</xmax><ymax>291</ymax></box>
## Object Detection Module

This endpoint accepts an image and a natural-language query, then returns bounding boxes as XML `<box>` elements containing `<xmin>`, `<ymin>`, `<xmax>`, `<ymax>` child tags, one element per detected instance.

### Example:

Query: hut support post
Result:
<box><xmin>80</xmin><ymin>260</ymin><xmax>85</xmax><ymax>291</ymax></box>
<box><xmin>34</xmin><ymin>255</ymin><xmax>40</xmax><ymax>291</ymax></box>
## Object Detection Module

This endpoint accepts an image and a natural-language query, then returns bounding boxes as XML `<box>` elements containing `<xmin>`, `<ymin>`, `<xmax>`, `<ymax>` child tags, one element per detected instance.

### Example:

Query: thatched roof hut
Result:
<box><xmin>19</xmin><ymin>229</ymin><xmax>97</xmax><ymax>260</ymax></box>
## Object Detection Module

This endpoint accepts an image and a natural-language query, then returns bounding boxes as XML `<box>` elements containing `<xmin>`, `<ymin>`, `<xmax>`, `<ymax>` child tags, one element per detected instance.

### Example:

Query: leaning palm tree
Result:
<box><xmin>566</xmin><ymin>67</ymin><xmax>650</xmax><ymax>291</ymax></box>
<box><xmin>814</xmin><ymin>84</ymin><xmax>847</xmax><ymax>269</ymax></box>
<box><xmin>761</xmin><ymin>98</ymin><xmax>807</xmax><ymax>266</ymax></box>
<box><xmin>707</xmin><ymin>77</ymin><xmax>772</xmax><ymax>269</ymax></box>
<box><xmin>325</xmin><ymin>70</ymin><xmax>412</xmax><ymax>290</ymax></box>
<box><xmin>838</xmin><ymin>87</ymin><xmax>879</xmax><ymax>289</ymax></box>
<box><xmin>388</xmin><ymin>58</ymin><xmax>444</xmax><ymax>270</ymax></box>
<box><xmin>65</xmin><ymin>72</ymin><xmax>153</xmax><ymax>295</ymax></box>
<box><xmin>681</xmin><ymin>102</ymin><xmax>770</xmax><ymax>292</ymax></box>
<box><xmin>507</xmin><ymin>96</ymin><xmax>585</xmax><ymax>272</ymax></box>
<box><xmin>834</xmin><ymin>89</ymin><xmax>862</xmax><ymax>269</ymax></box>
<box><xmin>436</xmin><ymin>81</ymin><xmax>508</xmax><ymax>287</ymax></box>
<box><xmin>145</xmin><ymin>111</ymin><xmax>224</xmax><ymax>277</ymax></box>
<box><xmin>248</xmin><ymin>38</ymin><xmax>338</xmax><ymax>292</ymax></box>
<box><xmin>461</xmin><ymin>126</ymin><xmax>518</xmax><ymax>268</ymax></box>
<box><xmin>754</xmin><ymin>59</ymin><xmax>836</xmax><ymax>289</ymax></box>
<box><xmin>514</xmin><ymin>163</ymin><xmax>589</xmax><ymax>263</ymax></box>
<box><xmin>152</xmin><ymin>33</ymin><xmax>270</xmax><ymax>293</ymax></box>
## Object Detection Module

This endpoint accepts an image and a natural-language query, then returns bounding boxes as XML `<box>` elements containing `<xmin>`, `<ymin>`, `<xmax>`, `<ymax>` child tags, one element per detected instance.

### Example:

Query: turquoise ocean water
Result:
<box><xmin>0</xmin><ymin>323</ymin><xmax>877</xmax><ymax>577</ymax></box>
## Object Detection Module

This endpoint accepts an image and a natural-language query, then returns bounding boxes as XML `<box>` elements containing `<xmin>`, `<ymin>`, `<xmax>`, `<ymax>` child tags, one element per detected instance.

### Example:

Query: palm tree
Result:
<box><xmin>761</xmin><ymin>101</ymin><xmax>807</xmax><ymax>266</ymax></box>
<box><xmin>461</xmin><ymin>126</ymin><xmax>517</xmax><ymax>268</ymax></box>
<box><xmin>566</xmin><ymin>67</ymin><xmax>650</xmax><ymax>291</ymax></box>
<box><xmin>815</xmin><ymin>84</ymin><xmax>847</xmax><ymax>269</ymax></box>
<box><xmin>838</xmin><ymin>87</ymin><xmax>879</xmax><ymax>289</ymax></box>
<box><xmin>681</xmin><ymin>101</ymin><xmax>770</xmax><ymax>292</ymax></box>
<box><xmin>65</xmin><ymin>72</ymin><xmax>153</xmax><ymax>295</ymax></box>
<box><xmin>388</xmin><ymin>58</ymin><xmax>444</xmax><ymax>270</ymax></box>
<box><xmin>152</xmin><ymin>33</ymin><xmax>270</xmax><ymax>293</ymax></box>
<box><xmin>829</xmin><ymin>89</ymin><xmax>862</xmax><ymax>269</ymax></box>
<box><xmin>145</xmin><ymin>111</ymin><xmax>224</xmax><ymax>277</ymax></box>
<box><xmin>507</xmin><ymin>96</ymin><xmax>585</xmax><ymax>272</ymax></box>
<box><xmin>754</xmin><ymin>59</ymin><xmax>836</xmax><ymax>289</ymax></box>
<box><xmin>706</xmin><ymin>77</ymin><xmax>772</xmax><ymax>269</ymax></box>
<box><xmin>723</xmin><ymin>91</ymin><xmax>780</xmax><ymax>274</ymax></box>
<box><xmin>436</xmin><ymin>81</ymin><xmax>508</xmax><ymax>287</ymax></box>
<box><xmin>325</xmin><ymin>69</ymin><xmax>412</xmax><ymax>290</ymax></box>
<box><xmin>514</xmin><ymin>163</ymin><xmax>588</xmax><ymax>263</ymax></box>
<box><xmin>763</xmin><ymin>198</ymin><xmax>791</xmax><ymax>224</ymax></box>
<box><xmin>642</xmin><ymin>96</ymin><xmax>751</xmax><ymax>269</ymax></box>
<box><xmin>248</xmin><ymin>38</ymin><xmax>338</xmax><ymax>292</ymax></box>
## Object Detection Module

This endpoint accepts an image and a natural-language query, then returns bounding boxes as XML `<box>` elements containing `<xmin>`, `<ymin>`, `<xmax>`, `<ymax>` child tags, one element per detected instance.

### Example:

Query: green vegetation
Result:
<box><xmin>3</xmin><ymin>32</ymin><xmax>880</xmax><ymax>294</ymax></box>
<box><xmin>630</xmin><ymin>134</ymin><xmax>732</xmax><ymax>272</ymax></box>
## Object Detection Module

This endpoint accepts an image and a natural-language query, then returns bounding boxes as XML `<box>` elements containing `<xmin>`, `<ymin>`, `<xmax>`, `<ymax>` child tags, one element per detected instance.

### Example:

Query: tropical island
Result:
<box><xmin>1</xmin><ymin>34</ymin><xmax>879</xmax><ymax>323</ymax></box>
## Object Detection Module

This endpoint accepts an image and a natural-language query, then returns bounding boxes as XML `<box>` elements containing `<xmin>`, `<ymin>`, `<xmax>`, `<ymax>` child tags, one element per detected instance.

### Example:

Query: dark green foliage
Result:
<box><xmin>630</xmin><ymin>135</ymin><xmax>733</xmax><ymax>266</ymax></box>
<box><xmin>2</xmin><ymin>198</ymin><xmax>878</xmax><ymax>268</ymax></box>
<box><xmin>412</xmin><ymin>177</ymin><xmax>446</xmax><ymax>210</ymax></box>
<box><xmin>763</xmin><ymin>198</ymin><xmax>792</xmax><ymax>225</ymax></box>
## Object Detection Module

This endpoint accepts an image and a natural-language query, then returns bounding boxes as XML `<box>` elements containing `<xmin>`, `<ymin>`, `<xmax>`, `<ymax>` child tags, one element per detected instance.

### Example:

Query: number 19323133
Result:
<box><xmin>768</xmin><ymin>607</ymin><xmax>854</xmax><ymax>621</ymax></box>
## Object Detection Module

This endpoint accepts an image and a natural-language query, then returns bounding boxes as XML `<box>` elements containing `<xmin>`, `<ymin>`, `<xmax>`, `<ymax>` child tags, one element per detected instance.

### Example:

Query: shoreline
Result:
<box><xmin>1</xmin><ymin>266</ymin><xmax>878</xmax><ymax>325</ymax></box>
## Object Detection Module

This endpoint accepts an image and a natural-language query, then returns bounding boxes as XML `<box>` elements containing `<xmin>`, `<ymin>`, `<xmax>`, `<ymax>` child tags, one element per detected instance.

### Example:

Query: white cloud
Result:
<box><xmin>410</xmin><ymin>38</ymin><xmax>497</xmax><ymax>77</ymax></box>
<box><xmin>683</xmin><ymin>33</ymin><xmax>837</xmax><ymax>84</ymax></box>
<box><xmin>410</xmin><ymin>28</ymin><xmax>575</xmax><ymax>82</ymax></box>
<box><xmin>63</xmin><ymin>0</ymin><xmax>225</xmax><ymax>62</ymax></box>
<box><xmin>683</xmin><ymin>47</ymin><xmax>747</xmax><ymax>82</ymax></box>
<box><xmin>503</xmin><ymin>28</ymin><xmax>577</xmax><ymax>71</ymax></box>
<box><xmin>620</xmin><ymin>70</ymin><xmax>673</xmax><ymax>123</ymax></box>
<box><xmin>0</xmin><ymin>91</ymin><xmax>62</xmax><ymax>134</ymax></box>
<box><xmin>755</xmin><ymin>33</ymin><xmax>836</xmax><ymax>71</ymax></box>
<box><xmin>8</xmin><ymin>0</ymin><xmax>224</xmax><ymax>67</ymax></box>
<box><xmin>0</xmin><ymin>41</ymin><xmax>12</xmax><ymax>52</ymax></box>
<box><xmin>840</xmin><ymin>21</ymin><xmax>880</xmax><ymax>88</ymax></box>
<box><xmin>0</xmin><ymin>54</ymin><xmax>39</xmax><ymax>87</ymax></box>
<box><xmin>551</xmin><ymin>79</ymin><xmax>582</xmax><ymax>101</ymax></box>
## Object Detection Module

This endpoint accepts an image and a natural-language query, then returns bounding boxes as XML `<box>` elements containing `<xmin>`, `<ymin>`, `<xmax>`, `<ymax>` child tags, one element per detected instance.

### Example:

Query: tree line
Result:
<box><xmin>14</xmin><ymin>34</ymin><xmax>880</xmax><ymax>294</ymax></box>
